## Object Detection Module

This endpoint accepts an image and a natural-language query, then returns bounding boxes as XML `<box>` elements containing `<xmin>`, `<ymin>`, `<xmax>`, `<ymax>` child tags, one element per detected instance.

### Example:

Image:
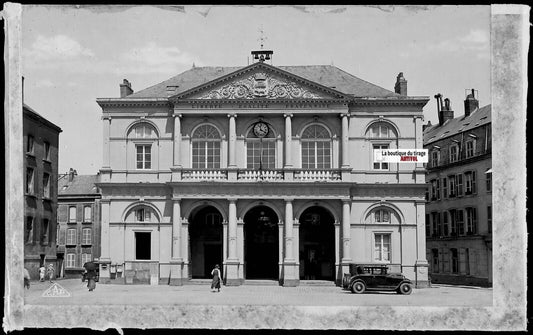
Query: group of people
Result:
<box><xmin>23</xmin><ymin>262</ymin><xmax>98</xmax><ymax>292</ymax></box>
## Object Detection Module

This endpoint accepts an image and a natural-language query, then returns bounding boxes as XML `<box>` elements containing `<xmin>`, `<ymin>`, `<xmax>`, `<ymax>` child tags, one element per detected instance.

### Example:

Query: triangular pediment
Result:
<box><xmin>172</xmin><ymin>62</ymin><xmax>348</xmax><ymax>101</ymax></box>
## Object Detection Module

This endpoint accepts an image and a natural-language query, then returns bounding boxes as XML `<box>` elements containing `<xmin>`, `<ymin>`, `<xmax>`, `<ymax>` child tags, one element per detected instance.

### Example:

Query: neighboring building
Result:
<box><xmin>57</xmin><ymin>169</ymin><xmax>102</xmax><ymax>278</ymax></box>
<box><xmin>423</xmin><ymin>90</ymin><xmax>492</xmax><ymax>286</ymax></box>
<box><xmin>96</xmin><ymin>50</ymin><xmax>430</xmax><ymax>287</ymax></box>
<box><xmin>23</xmin><ymin>103</ymin><xmax>62</xmax><ymax>279</ymax></box>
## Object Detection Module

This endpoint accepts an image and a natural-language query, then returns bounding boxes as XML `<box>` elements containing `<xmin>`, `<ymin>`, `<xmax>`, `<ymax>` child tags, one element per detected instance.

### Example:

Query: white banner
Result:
<box><xmin>374</xmin><ymin>149</ymin><xmax>428</xmax><ymax>163</ymax></box>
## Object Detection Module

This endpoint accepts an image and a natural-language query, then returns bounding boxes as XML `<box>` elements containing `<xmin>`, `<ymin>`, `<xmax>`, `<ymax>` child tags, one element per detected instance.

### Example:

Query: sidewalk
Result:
<box><xmin>23</xmin><ymin>279</ymin><xmax>492</xmax><ymax>307</ymax></box>
<box><xmin>24</xmin><ymin>279</ymin><xmax>492</xmax><ymax>306</ymax></box>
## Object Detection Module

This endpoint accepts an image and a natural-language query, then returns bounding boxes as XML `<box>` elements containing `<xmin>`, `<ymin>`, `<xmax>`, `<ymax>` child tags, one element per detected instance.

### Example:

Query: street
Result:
<box><xmin>24</xmin><ymin>279</ymin><xmax>492</xmax><ymax>307</ymax></box>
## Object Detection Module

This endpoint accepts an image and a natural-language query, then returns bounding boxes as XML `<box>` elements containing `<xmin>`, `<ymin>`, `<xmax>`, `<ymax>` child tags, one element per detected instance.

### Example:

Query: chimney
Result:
<box><xmin>394</xmin><ymin>72</ymin><xmax>407</xmax><ymax>96</ymax></box>
<box><xmin>442</xmin><ymin>98</ymin><xmax>454</xmax><ymax>123</ymax></box>
<box><xmin>423</xmin><ymin>120</ymin><xmax>432</xmax><ymax>131</ymax></box>
<box><xmin>464</xmin><ymin>89</ymin><xmax>479</xmax><ymax>117</ymax></box>
<box><xmin>68</xmin><ymin>168</ymin><xmax>77</xmax><ymax>182</ymax></box>
<box><xmin>120</xmin><ymin>79</ymin><xmax>134</xmax><ymax>98</ymax></box>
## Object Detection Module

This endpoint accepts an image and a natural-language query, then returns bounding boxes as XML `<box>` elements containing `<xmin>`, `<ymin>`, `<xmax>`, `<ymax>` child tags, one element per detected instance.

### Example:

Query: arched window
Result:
<box><xmin>124</xmin><ymin>205</ymin><xmax>160</xmax><ymax>223</ymax></box>
<box><xmin>365</xmin><ymin>206</ymin><xmax>400</xmax><ymax>224</ymax></box>
<box><xmin>127</xmin><ymin>123</ymin><xmax>158</xmax><ymax>170</ymax></box>
<box><xmin>192</xmin><ymin>124</ymin><xmax>221</xmax><ymax>169</ymax></box>
<box><xmin>246</xmin><ymin>123</ymin><xmax>276</xmax><ymax>169</ymax></box>
<box><xmin>365</xmin><ymin>121</ymin><xmax>398</xmax><ymax>170</ymax></box>
<box><xmin>301</xmin><ymin>124</ymin><xmax>331</xmax><ymax>169</ymax></box>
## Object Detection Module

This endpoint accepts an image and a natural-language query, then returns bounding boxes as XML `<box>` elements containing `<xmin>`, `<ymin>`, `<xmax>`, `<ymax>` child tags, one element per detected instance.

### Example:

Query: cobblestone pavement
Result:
<box><xmin>24</xmin><ymin>279</ymin><xmax>492</xmax><ymax>306</ymax></box>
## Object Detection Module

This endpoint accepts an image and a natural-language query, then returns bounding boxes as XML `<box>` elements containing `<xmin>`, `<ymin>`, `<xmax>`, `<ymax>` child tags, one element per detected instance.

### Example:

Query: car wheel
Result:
<box><xmin>351</xmin><ymin>281</ymin><xmax>366</xmax><ymax>294</ymax></box>
<box><xmin>398</xmin><ymin>283</ymin><xmax>412</xmax><ymax>295</ymax></box>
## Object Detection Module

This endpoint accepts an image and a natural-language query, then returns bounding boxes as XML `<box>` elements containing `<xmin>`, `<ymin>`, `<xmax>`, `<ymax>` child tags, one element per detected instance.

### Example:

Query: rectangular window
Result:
<box><xmin>44</xmin><ymin>141</ymin><xmax>51</xmax><ymax>160</ymax></box>
<box><xmin>41</xmin><ymin>219</ymin><xmax>49</xmax><ymax>245</ymax></box>
<box><xmin>81</xmin><ymin>253</ymin><xmax>92</xmax><ymax>265</ymax></box>
<box><xmin>442</xmin><ymin>212</ymin><xmax>449</xmax><ymax>236</ymax></box>
<box><xmin>442</xmin><ymin>177</ymin><xmax>448</xmax><ymax>199</ymax></box>
<box><xmin>247</xmin><ymin>141</ymin><xmax>276</xmax><ymax>169</ymax></box>
<box><xmin>466</xmin><ymin>140</ymin><xmax>476</xmax><ymax>158</ymax></box>
<box><xmin>27</xmin><ymin>135</ymin><xmax>34</xmax><ymax>154</ymax></box>
<box><xmin>450</xmin><ymin>209</ymin><xmax>457</xmax><ymax>236</ymax></box>
<box><xmin>69</xmin><ymin>206</ymin><xmax>77</xmax><ymax>223</ymax></box>
<box><xmin>449</xmin><ymin>145</ymin><xmax>458</xmax><ymax>163</ymax></box>
<box><xmin>448</xmin><ymin>175</ymin><xmax>456</xmax><ymax>197</ymax></box>
<box><xmin>430</xmin><ymin>179</ymin><xmax>437</xmax><ymax>200</ymax></box>
<box><xmin>136</xmin><ymin>144</ymin><xmax>152</xmax><ymax>169</ymax></box>
<box><xmin>43</xmin><ymin>173</ymin><xmax>50</xmax><ymax>198</ymax></box>
<box><xmin>66</xmin><ymin>228</ymin><xmax>77</xmax><ymax>245</ymax></box>
<box><xmin>373</xmin><ymin>144</ymin><xmax>389</xmax><ymax>170</ymax></box>
<box><xmin>66</xmin><ymin>253</ymin><xmax>76</xmax><ymax>268</ymax></box>
<box><xmin>457</xmin><ymin>210</ymin><xmax>465</xmax><ymax>235</ymax></box>
<box><xmin>82</xmin><ymin>228</ymin><xmax>92</xmax><ymax>244</ymax></box>
<box><xmin>436</xmin><ymin>179</ymin><xmax>441</xmax><ymax>200</ymax></box>
<box><xmin>487</xmin><ymin>206</ymin><xmax>492</xmax><ymax>234</ymax></box>
<box><xmin>374</xmin><ymin>234</ymin><xmax>391</xmax><ymax>262</ymax></box>
<box><xmin>466</xmin><ymin>207</ymin><xmax>477</xmax><ymax>234</ymax></box>
<box><xmin>26</xmin><ymin>168</ymin><xmax>34</xmax><ymax>194</ymax></box>
<box><xmin>431</xmin><ymin>150</ymin><xmax>440</xmax><ymax>167</ymax></box>
<box><xmin>451</xmin><ymin>248</ymin><xmax>459</xmax><ymax>273</ymax></box>
<box><xmin>84</xmin><ymin>205</ymin><xmax>92</xmax><ymax>222</ymax></box>
<box><xmin>432</xmin><ymin>249</ymin><xmax>439</xmax><ymax>273</ymax></box>
<box><xmin>192</xmin><ymin>141</ymin><xmax>221</xmax><ymax>169</ymax></box>
<box><xmin>25</xmin><ymin>216</ymin><xmax>34</xmax><ymax>243</ymax></box>
<box><xmin>486</xmin><ymin>172</ymin><xmax>492</xmax><ymax>192</ymax></box>
<box><xmin>456</xmin><ymin>173</ymin><xmax>464</xmax><ymax>197</ymax></box>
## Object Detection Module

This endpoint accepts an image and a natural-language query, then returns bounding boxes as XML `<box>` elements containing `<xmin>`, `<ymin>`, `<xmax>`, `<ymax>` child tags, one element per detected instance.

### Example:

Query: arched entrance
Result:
<box><xmin>299</xmin><ymin>206</ymin><xmax>335</xmax><ymax>281</ymax></box>
<box><xmin>244</xmin><ymin>206</ymin><xmax>279</xmax><ymax>279</ymax></box>
<box><xmin>189</xmin><ymin>206</ymin><xmax>223</xmax><ymax>279</ymax></box>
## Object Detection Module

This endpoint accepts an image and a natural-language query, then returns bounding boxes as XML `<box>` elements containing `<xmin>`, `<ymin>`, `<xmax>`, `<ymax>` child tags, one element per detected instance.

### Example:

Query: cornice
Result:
<box><xmin>96</xmin><ymin>98</ymin><xmax>171</xmax><ymax>108</ymax></box>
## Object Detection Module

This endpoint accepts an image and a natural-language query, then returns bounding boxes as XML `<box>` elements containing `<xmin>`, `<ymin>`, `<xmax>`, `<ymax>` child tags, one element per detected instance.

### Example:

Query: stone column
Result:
<box><xmin>225</xmin><ymin>198</ymin><xmax>240</xmax><ymax>285</ymax></box>
<box><xmin>181</xmin><ymin>218</ymin><xmax>189</xmax><ymax>281</ymax></box>
<box><xmin>341</xmin><ymin>113</ymin><xmax>349</xmax><ymax>167</ymax></box>
<box><xmin>169</xmin><ymin>198</ymin><xmax>183</xmax><ymax>285</ymax></box>
<box><xmin>283</xmin><ymin>198</ymin><xmax>298</xmax><ymax>286</ymax></box>
<box><xmin>102</xmin><ymin>116</ymin><xmax>112</xmax><ymax>168</ymax></box>
<box><xmin>284</xmin><ymin>114</ymin><xmax>293</xmax><ymax>167</ymax></box>
<box><xmin>341</xmin><ymin>199</ymin><xmax>352</xmax><ymax>276</ymax></box>
<box><xmin>228</xmin><ymin>113</ymin><xmax>237</xmax><ymax>167</ymax></box>
<box><xmin>99</xmin><ymin>199</ymin><xmax>111</xmax><ymax>283</ymax></box>
<box><xmin>334</xmin><ymin>221</ymin><xmax>341</xmax><ymax>285</ymax></box>
<box><xmin>415</xmin><ymin>200</ymin><xmax>429</xmax><ymax>287</ymax></box>
<box><xmin>172</xmin><ymin>113</ymin><xmax>182</xmax><ymax>167</ymax></box>
<box><xmin>413</xmin><ymin>115</ymin><xmax>426</xmax><ymax>183</ymax></box>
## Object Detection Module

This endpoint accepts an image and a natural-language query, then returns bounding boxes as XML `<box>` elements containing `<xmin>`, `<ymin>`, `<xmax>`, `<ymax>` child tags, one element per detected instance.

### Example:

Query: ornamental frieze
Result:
<box><xmin>197</xmin><ymin>72</ymin><xmax>325</xmax><ymax>100</ymax></box>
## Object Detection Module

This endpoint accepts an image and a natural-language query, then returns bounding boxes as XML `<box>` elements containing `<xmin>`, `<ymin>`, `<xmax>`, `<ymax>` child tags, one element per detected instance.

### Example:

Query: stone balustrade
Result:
<box><xmin>181</xmin><ymin>169</ymin><xmax>228</xmax><ymax>181</ymax></box>
<box><xmin>294</xmin><ymin>169</ymin><xmax>341</xmax><ymax>181</ymax></box>
<box><xmin>237</xmin><ymin>170</ymin><xmax>284</xmax><ymax>181</ymax></box>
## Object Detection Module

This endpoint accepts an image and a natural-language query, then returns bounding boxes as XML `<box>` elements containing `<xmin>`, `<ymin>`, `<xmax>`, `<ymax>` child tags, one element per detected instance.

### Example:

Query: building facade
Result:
<box><xmin>96</xmin><ymin>53</ymin><xmax>430</xmax><ymax>286</ymax></box>
<box><xmin>423</xmin><ymin>91</ymin><xmax>492</xmax><ymax>286</ymax></box>
<box><xmin>57</xmin><ymin>169</ymin><xmax>102</xmax><ymax>278</ymax></box>
<box><xmin>23</xmin><ymin>103</ymin><xmax>62</xmax><ymax>279</ymax></box>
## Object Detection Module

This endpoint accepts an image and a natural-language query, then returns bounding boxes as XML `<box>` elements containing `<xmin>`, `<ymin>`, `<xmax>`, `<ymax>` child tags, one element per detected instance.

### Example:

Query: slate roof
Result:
<box><xmin>128</xmin><ymin>65</ymin><xmax>399</xmax><ymax>99</ymax></box>
<box><xmin>58</xmin><ymin>174</ymin><xmax>100</xmax><ymax>196</ymax></box>
<box><xmin>23</xmin><ymin>103</ymin><xmax>62</xmax><ymax>132</ymax></box>
<box><xmin>423</xmin><ymin>104</ymin><xmax>491</xmax><ymax>145</ymax></box>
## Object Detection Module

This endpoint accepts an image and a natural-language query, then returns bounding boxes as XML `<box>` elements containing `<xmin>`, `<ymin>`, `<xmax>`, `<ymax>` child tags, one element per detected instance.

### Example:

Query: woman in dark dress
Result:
<box><xmin>83</xmin><ymin>261</ymin><xmax>97</xmax><ymax>291</ymax></box>
<box><xmin>211</xmin><ymin>264</ymin><xmax>221</xmax><ymax>292</ymax></box>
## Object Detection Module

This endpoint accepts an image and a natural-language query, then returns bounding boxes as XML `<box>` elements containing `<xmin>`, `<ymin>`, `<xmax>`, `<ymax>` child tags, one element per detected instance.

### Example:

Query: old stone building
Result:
<box><xmin>424</xmin><ymin>90</ymin><xmax>492</xmax><ymax>286</ymax></box>
<box><xmin>57</xmin><ymin>169</ymin><xmax>102</xmax><ymax>278</ymax></box>
<box><xmin>23</xmin><ymin>102</ymin><xmax>62</xmax><ymax>279</ymax></box>
<box><xmin>96</xmin><ymin>51</ymin><xmax>430</xmax><ymax>286</ymax></box>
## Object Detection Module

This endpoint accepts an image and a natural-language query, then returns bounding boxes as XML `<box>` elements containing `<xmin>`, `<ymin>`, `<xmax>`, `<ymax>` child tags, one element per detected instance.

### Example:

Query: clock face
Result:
<box><xmin>253</xmin><ymin>122</ymin><xmax>269</xmax><ymax>138</ymax></box>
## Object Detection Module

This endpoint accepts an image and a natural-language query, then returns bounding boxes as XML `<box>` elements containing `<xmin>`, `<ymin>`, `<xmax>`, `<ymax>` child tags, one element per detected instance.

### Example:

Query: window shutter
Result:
<box><xmin>458</xmin><ymin>248</ymin><xmax>466</xmax><ymax>274</ymax></box>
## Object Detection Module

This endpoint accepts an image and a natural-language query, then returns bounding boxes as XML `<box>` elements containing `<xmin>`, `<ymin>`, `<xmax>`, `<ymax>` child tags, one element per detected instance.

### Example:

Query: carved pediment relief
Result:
<box><xmin>191</xmin><ymin>71</ymin><xmax>334</xmax><ymax>100</ymax></box>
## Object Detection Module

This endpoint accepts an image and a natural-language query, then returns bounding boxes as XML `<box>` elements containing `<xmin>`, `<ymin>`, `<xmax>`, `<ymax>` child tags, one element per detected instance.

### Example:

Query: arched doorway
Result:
<box><xmin>299</xmin><ymin>206</ymin><xmax>335</xmax><ymax>281</ymax></box>
<box><xmin>189</xmin><ymin>206</ymin><xmax>223</xmax><ymax>279</ymax></box>
<box><xmin>244</xmin><ymin>206</ymin><xmax>279</xmax><ymax>279</ymax></box>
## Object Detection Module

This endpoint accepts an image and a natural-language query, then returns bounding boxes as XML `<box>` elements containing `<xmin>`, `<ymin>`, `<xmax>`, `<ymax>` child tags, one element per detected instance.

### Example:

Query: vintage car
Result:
<box><xmin>342</xmin><ymin>264</ymin><xmax>413</xmax><ymax>295</ymax></box>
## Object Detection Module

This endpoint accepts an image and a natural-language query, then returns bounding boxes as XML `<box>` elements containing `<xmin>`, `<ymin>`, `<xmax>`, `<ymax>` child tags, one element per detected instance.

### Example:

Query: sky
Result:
<box><xmin>20</xmin><ymin>5</ymin><xmax>491</xmax><ymax>175</ymax></box>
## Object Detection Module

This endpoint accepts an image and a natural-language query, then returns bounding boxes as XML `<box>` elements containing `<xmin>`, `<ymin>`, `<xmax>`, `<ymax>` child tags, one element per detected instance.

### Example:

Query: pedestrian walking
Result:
<box><xmin>83</xmin><ymin>261</ymin><xmax>98</xmax><ymax>292</ymax></box>
<box><xmin>210</xmin><ymin>264</ymin><xmax>221</xmax><ymax>292</ymax></box>
<box><xmin>23</xmin><ymin>268</ymin><xmax>31</xmax><ymax>289</ymax></box>
<box><xmin>39</xmin><ymin>265</ymin><xmax>45</xmax><ymax>282</ymax></box>
<box><xmin>47</xmin><ymin>264</ymin><xmax>55</xmax><ymax>282</ymax></box>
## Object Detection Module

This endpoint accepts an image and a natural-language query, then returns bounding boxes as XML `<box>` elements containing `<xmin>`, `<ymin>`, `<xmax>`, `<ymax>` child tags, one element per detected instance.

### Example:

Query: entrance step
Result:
<box><xmin>243</xmin><ymin>280</ymin><xmax>279</xmax><ymax>286</ymax></box>
<box><xmin>299</xmin><ymin>280</ymin><xmax>336</xmax><ymax>287</ymax></box>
